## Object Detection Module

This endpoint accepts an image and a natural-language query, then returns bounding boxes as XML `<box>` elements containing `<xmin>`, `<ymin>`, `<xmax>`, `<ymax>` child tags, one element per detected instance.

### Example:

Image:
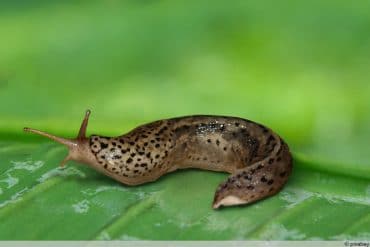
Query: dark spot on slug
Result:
<box><xmin>127</xmin><ymin>158</ymin><xmax>133</xmax><ymax>163</ymax></box>
<box><xmin>247</xmin><ymin>185</ymin><xmax>254</xmax><ymax>190</ymax></box>
<box><xmin>261</xmin><ymin>176</ymin><xmax>268</xmax><ymax>182</ymax></box>
<box><xmin>280</xmin><ymin>138</ymin><xmax>286</xmax><ymax>145</ymax></box>
<box><xmin>267</xmin><ymin>135</ymin><xmax>274</xmax><ymax>143</ymax></box>
<box><xmin>101</xmin><ymin>143</ymin><xmax>108</xmax><ymax>149</ymax></box>
<box><xmin>267</xmin><ymin>179</ymin><xmax>274</xmax><ymax>185</ymax></box>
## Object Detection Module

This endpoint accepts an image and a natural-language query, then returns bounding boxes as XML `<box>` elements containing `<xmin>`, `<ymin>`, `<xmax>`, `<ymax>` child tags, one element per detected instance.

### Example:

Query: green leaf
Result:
<box><xmin>0</xmin><ymin>141</ymin><xmax>369</xmax><ymax>240</ymax></box>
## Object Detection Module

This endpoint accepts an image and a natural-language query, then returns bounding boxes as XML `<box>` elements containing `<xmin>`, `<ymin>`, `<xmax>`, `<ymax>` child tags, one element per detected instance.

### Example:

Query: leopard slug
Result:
<box><xmin>24</xmin><ymin>110</ymin><xmax>293</xmax><ymax>209</ymax></box>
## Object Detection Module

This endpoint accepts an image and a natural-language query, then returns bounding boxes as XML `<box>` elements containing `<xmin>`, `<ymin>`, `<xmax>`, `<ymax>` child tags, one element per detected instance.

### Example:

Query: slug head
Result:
<box><xmin>24</xmin><ymin>110</ymin><xmax>95</xmax><ymax>168</ymax></box>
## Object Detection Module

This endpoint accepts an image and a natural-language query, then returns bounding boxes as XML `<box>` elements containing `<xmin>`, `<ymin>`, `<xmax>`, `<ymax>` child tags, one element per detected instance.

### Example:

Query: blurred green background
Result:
<box><xmin>0</xmin><ymin>0</ymin><xmax>369</xmax><ymax>240</ymax></box>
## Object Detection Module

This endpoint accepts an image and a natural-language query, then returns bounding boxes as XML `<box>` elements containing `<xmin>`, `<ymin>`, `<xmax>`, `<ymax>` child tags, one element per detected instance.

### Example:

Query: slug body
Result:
<box><xmin>24</xmin><ymin>110</ymin><xmax>293</xmax><ymax>209</ymax></box>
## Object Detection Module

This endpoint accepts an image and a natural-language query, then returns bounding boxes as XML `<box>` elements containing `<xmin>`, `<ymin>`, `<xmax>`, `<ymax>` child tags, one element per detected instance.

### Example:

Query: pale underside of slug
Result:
<box><xmin>24</xmin><ymin>110</ymin><xmax>293</xmax><ymax>209</ymax></box>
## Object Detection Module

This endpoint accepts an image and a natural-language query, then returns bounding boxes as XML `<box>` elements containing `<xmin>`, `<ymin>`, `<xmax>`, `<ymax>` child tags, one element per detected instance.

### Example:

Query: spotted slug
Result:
<box><xmin>24</xmin><ymin>110</ymin><xmax>292</xmax><ymax>209</ymax></box>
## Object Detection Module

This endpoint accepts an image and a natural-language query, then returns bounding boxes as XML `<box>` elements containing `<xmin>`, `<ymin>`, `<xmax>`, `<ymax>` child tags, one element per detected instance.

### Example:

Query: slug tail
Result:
<box><xmin>212</xmin><ymin>143</ymin><xmax>292</xmax><ymax>209</ymax></box>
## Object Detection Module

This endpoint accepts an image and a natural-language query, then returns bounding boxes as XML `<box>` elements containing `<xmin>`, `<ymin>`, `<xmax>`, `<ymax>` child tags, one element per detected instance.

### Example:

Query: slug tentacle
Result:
<box><xmin>24</xmin><ymin>110</ymin><xmax>93</xmax><ymax>168</ymax></box>
<box><xmin>23</xmin><ymin>127</ymin><xmax>76</xmax><ymax>149</ymax></box>
<box><xmin>77</xmin><ymin>109</ymin><xmax>91</xmax><ymax>140</ymax></box>
<box><xmin>24</xmin><ymin>111</ymin><xmax>293</xmax><ymax>209</ymax></box>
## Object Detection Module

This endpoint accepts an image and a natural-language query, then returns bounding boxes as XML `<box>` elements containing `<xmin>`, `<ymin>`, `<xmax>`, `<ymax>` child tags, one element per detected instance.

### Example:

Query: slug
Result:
<box><xmin>24</xmin><ymin>110</ymin><xmax>293</xmax><ymax>209</ymax></box>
